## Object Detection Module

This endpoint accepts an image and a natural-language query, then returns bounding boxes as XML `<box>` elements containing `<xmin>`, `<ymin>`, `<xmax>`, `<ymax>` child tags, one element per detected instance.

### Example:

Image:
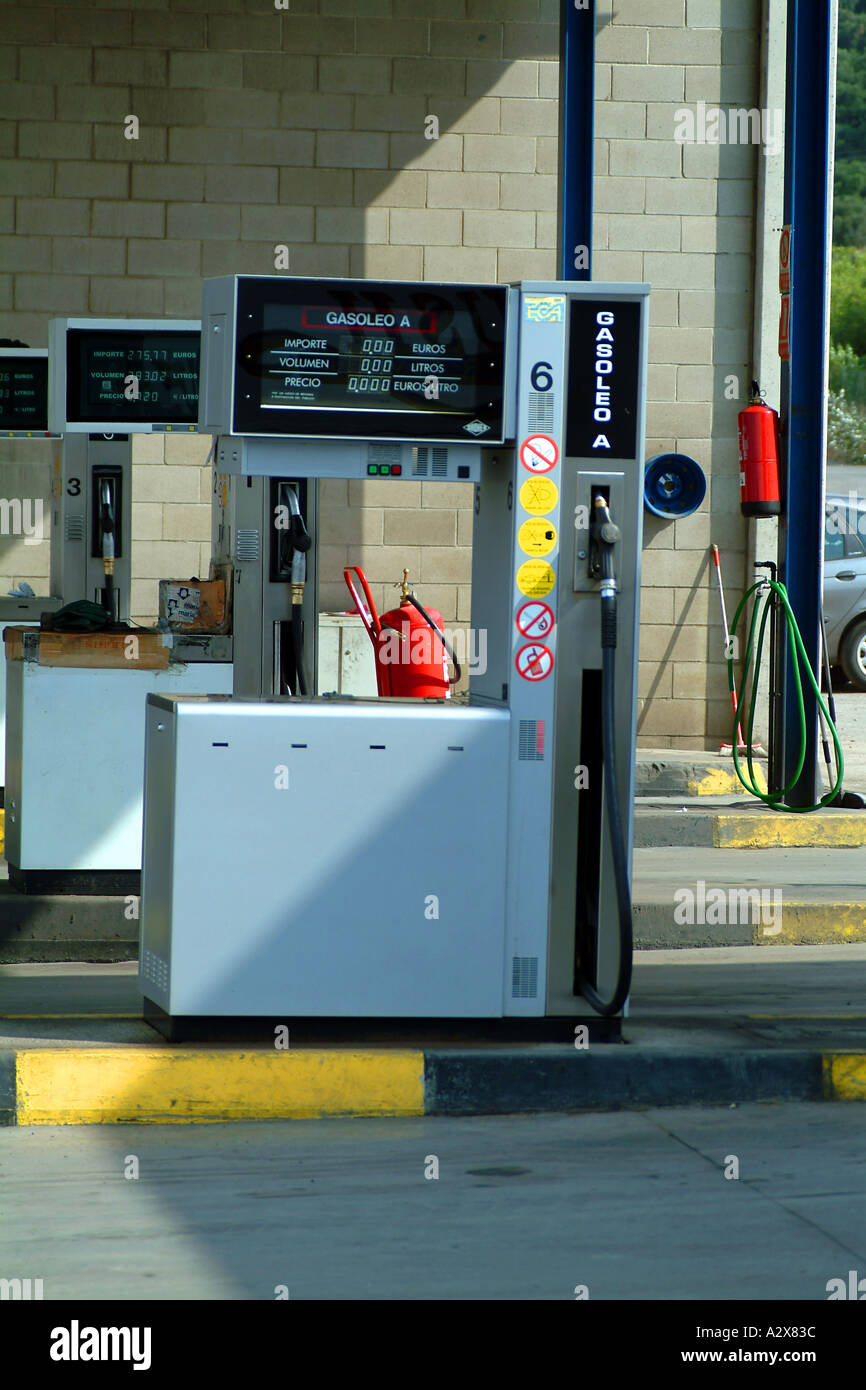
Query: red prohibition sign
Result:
<box><xmin>516</xmin><ymin>600</ymin><xmax>555</xmax><ymax>640</ymax></box>
<box><xmin>515</xmin><ymin>642</ymin><xmax>554</xmax><ymax>681</ymax></box>
<box><xmin>520</xmin><ymin>434</ymin><xmax>559</xmax><ymax>473</ymax></box>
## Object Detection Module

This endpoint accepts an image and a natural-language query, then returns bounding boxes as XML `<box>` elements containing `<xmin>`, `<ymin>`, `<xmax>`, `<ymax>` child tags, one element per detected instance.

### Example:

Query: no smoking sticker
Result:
<box><xmin>516</xmin><ymin>643</ymin><xmax>554</xmax><ymax>681</ymax></box>
<box><xmin>520</xmin><ymin>434</ymin><xmax>559</xmax><ymax>473</ymax></box>
<box><xmin>518</xmin><ymin>517</ymin><xmax>557</xmax><ymax>557</ymax></box>
<box><xmin>516</xmin><ymin>600</ymin><xmax>554</xmax><ymax>640</ymax></box>
<box><xmin>516</xmin><ymin>559</ymin><xmax>556</xmax><ymax>598</ymax></box>
<box><xmin>519</xmin><ymin>477</ymin><xmax>559</xmax><ymax>515</ymax></box>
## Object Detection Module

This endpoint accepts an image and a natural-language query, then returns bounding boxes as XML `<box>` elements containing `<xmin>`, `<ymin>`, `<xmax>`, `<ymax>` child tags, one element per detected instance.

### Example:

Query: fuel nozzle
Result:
<box><xmin>590</xmin><ymin>494</ymin><xmax>621</xmax><ymax>591</ymax></box>
<box><xmin>99</xmin><ymin>478</ymin><xmax>115</xmax><ymax>570</ymax></box>
<box><xmin>98</xmin><ymin>478</ymin><xmax>117</xmax><ymax>620</ymax></box>
<box><xmin>286</xmin><ymin>487</ymin><xmax>309</xmax><ymax>605</ymax></box>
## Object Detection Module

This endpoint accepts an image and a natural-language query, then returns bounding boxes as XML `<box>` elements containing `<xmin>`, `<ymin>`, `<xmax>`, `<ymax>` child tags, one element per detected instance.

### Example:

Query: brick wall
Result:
<box><xmin>0</xmin><ymin>0</ymin><xmax>761</xmax><ymax>747</ymax></box>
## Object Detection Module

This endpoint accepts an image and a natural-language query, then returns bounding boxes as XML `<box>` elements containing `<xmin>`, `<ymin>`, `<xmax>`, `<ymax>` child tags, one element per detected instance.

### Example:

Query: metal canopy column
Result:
<box><xmin>779</xmin><ymin>0</ymin><xmax>836</xmax><ymax>805</ymax></box>
<box><xmin>558</xmin><ymin>0</ymin><xmax>595</xmax><ymax>282</ymax></box>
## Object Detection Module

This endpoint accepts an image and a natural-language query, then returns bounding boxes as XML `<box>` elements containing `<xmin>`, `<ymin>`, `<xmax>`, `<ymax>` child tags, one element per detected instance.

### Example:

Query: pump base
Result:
<box><xmin>8</xmin><ymin>866</ymin><xmax>140</xmax><ymax>896</ymax></box>
<box><xmin>142</xmin><ymin>997</ymin><xmax>623</xmax><ymax>1045</ymax></box>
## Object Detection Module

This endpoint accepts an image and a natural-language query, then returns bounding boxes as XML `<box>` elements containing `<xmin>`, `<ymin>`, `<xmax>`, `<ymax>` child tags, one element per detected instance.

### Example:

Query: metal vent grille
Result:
<box><xmin>511</xmin><ymin>955</ymin><xmax>539</xmax><ymax>999</ymax></box>
<box><xmin>528</xmin><ymin>391</ymin><xmax>555</xmax><ymax>433</ymax></box>
<box><xmin>368</xmin><ymin>444</ymin><xmax>401</xmax><ymax>469</ymax></box>
<box><xmin>412</xmin><ymin>447</ymin><xmax>449</xmax><ymax>477</ymax></box>
<box><xmin>65</xmin><ymin>514</ymin><xmax>85</xmax><ymax>541</ymax></box>
<box><xmin>518</xmin><ymin>720</ymin><xmax>545</xmax><ymax>761</ymax></box>
<box><xmin>141</xmin><ymin>948</ymin><xmax>168</xmax><ymax>994</ymax></box>
<box><xmin>235</xmin><ymin>528</ymin><xmax>260</xmax><ymax>564</ymax></box>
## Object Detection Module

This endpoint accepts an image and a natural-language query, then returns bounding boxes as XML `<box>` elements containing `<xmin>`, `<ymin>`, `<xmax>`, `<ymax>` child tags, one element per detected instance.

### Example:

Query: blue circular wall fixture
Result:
<box><xmin>644</xmin><ymin>453</ymin><xmax>707</xmax><ymax>519</ymax></box>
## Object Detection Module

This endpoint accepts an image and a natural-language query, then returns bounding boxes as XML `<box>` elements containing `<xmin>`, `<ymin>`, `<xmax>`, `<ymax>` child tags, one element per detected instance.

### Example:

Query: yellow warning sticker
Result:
<box><xmin>518</xmin><ymin>518</ymin><xmax>558</xmax><ymax>558</ymax></box>
<box><xmin>519</xmin><ymin>477</ymin><xmax>559</xmax><ymax>516</ymax></box>
<box><xmin>516</xmin><ymin>560</ymin><xmax>556</xmax><ymax>598</ymax></box>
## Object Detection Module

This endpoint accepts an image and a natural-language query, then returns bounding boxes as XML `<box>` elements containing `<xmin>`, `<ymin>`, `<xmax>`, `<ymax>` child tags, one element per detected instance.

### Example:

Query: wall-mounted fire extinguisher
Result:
<box><xmin>344</xmin><ymin>565</ymin><xmax>460</xmax><ymax>699</ymax></box>
<box><xmin>738</xmin><ymin>380</ymin><xmax>782</xmax><ymax>517</ymax></box>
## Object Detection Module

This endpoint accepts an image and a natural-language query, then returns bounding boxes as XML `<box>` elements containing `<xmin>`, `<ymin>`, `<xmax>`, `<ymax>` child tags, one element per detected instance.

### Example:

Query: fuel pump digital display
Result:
<box><xmin>64</xmin><ymin>329</ymin><xmax>200</xmax><ymax>427</ymax></box>
<box><xmin>0</xmin><ymin>350</ymin><xmax>50</xmax><ymax>434</ymax></box>
<box><xmin>231</xmin><ymin>277</ymin><xmax>508</xmax><ymax>443</ymax></box>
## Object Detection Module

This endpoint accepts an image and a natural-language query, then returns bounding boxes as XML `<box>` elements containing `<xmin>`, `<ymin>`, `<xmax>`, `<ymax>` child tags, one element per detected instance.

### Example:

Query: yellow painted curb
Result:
<box><xmin>823</xmin><ymin>1054</ymin><xmax>866</xmax><ymax>1100</ymax></box>
<box><xmin>688</xmin><ymin>765</ymin><xmax>768</xmax><ymax>796</ymax></box>
<box><xmin>16</xmin><ymin>1048</ymin><xmax>425</xmax><ymax>1124</ymax></box>
<box><xmin>0</xmin><ymin>806</ymin><xmax>4</xmax><ymax>856</ymax></box>
<box><xmin>717</xmin><ymin>813</ymin><xmax>866</xmax><ymax>849</ymax></box>
<box><xmin>753</xmin><ymin>903</ymin><xmax>866</xmax><ymax>945</ymax></box>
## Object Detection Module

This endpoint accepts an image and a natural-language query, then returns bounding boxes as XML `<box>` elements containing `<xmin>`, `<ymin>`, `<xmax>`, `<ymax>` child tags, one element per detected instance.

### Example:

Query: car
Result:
<box><xmin>824</xmin><ymin>490</ymin><xmax>866</xmax><ymax>689</ymax></box>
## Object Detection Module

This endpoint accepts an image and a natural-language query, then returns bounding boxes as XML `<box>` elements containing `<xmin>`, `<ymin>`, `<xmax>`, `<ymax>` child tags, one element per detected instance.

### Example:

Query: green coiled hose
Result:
<box><xmin>727</xmin><ymin>579</ymin><xmax>844</xmax><ymax>811</ymax></box>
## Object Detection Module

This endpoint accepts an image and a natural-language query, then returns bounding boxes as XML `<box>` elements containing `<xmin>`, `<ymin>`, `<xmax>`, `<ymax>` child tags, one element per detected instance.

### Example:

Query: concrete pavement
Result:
<box><xmin>0</xmin><ymin>1103</ymin><xmax>863</xmax><ymax>1300</ymax></box>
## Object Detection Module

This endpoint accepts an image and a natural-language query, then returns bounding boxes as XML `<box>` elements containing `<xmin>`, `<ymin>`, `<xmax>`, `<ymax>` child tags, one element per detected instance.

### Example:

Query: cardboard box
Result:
<box><xmin>158</xmin><ymin>568</ymin><xmax>229</xmax><ymax>633</ymax></box>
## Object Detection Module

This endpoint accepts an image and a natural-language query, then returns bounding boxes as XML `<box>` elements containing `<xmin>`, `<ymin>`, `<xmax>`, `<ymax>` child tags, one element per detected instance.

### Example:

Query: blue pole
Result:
<box><xmin>558</xmin><ymin>0</ymin><xmax>595</xmax><ymax>281</ymax></box>
<box><xmin>779</xmin><ymin>0</ymin><xmax>835</xmax><ymax>806</ymax></box>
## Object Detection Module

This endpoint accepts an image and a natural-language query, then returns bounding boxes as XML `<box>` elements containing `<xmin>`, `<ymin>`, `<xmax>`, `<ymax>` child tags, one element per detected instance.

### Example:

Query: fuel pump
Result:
<box><xmin>49</xmin><ymin>434</ymin><xmax>132</xmax><ymax>622</ymax></box>
<box><xmin>5</xmin><ymin>317</ymin><xmax>232</xmax><ymax>890</ymax></box>
<box><xmin>139</xmin><ymin>276</ymin><xmax>649</xmax><ymax>1036</ymax></box>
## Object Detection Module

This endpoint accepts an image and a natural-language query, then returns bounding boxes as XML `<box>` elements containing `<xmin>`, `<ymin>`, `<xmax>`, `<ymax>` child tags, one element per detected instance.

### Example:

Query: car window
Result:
<box><xmin>825</xmin><ymin>522</ymin><xmax>845</xmax><ymax>560</ymax></box>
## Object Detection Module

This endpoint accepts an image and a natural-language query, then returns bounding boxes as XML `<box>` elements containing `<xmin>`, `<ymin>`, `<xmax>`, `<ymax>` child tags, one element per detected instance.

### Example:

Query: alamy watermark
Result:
<box><xmin>0</xmin><ymin>497</ymin><xmax>43</xmax><ymax>544</ymax></box>
<box><xmin>673</xmin><ymin>880</ymin><xmax>782</xmax><ymax>935</ymax></box>
<box><xmin>378</xmin><ymin>625</ymin><xmax>487</xmax><ymax>676</ymax></box>
<box><xmin>826</xmin><ymin>491</ymin><xmax>866</xmax><ymax>538</ymax></box>
<box><xmin>674</xmin><ymin>101</ymin><xmax>783</xmax><ymax>158</ymax></box>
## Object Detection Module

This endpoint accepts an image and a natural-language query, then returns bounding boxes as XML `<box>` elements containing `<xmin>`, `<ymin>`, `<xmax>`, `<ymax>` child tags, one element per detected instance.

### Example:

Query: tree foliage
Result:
<box><xmin>835</xmin><ymin>1</ymin><xmax>866</xmax><ymax>245</ymax></box>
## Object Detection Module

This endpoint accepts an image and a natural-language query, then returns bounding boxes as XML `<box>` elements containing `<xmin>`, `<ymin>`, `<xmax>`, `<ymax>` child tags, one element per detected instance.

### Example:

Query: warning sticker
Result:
<box><xmin>520</xmin><ymin>434</ymin><xmax>558</xmax><ymax>473</ymax></box>
<box><xmin>519</xmin><ymin>477</ymin><xmax>559</xmax><ymax>515</ymax></box>
<box><xmin>516</xmin><ymin>600</ymin><xmax>554</xmax><ymax>640</ymax></box>
<box><xmin>516</xmin><ymin>560</ymin><xmax>556</xmax><ymax>598</ymax></box>
<box><xmin>518</xmin><ymin>517</ymin><xmax>557</xmax><ymax>557</ymax></box>
<box><xmin>516</xmin><ymin>643</ymin><xmax>554</xmax><ymax>681</ymax></box>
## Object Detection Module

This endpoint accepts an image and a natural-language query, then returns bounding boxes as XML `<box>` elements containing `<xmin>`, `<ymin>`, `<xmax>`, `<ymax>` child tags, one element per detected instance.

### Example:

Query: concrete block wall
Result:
<box><xmin>0</xmin><ymin>0</ymin><xmax>562</xmax><ymax>660</ymax></box>
<box><xmin>0</xmin><ymin>0</ymin><xmax>761</xmax><ymax>746</ymax></box>
<box><xmin>594</xmin><ymin>0</ymin><xmax>757</xmax><ymax>746</ymax></box>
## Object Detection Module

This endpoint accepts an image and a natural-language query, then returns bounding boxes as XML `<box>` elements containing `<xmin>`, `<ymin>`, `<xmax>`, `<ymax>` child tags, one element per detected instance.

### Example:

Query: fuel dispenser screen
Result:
<box><xmin>65</xmin><ymin>330</ymin><xmax>200</xmax><ymax>426</ymax></box>
<box><xmin>0</xmin><ymin>354</ymin><xmax>49</xmax><ymax>432</ymax></box>
<box><xmin>232</xmin><ymin>278</ymin><xmax>508</xmax><ymax>442</ymax></box>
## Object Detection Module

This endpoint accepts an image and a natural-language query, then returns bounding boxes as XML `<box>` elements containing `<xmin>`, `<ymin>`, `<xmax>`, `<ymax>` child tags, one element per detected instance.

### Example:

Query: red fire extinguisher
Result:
<box><xmin>738</xmin><ymin>380</ymin><xmax>782</xmax><ymax>517</ymax></box>
<box><xmin>344</xmin><ymin>566</ymin><xmax>460</xmax><ymax>699</ymax></box>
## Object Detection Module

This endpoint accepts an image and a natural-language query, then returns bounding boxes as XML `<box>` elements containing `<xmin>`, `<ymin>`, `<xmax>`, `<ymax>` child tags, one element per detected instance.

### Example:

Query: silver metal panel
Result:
<box><xmin>5</xmin><ymin>661</ymin><xmax>233</xmax><ymax>870</ymax></box>
<box><xmin>140</xmin><ymin>697</ymin><xmax>511</xmax><ymax>1017</ymax></box>
<box><xmin>215</xmin><ymin>435</ymin><xmax>482</xmax><ymax>483</ymax></box>
<box><xmin>211</xmin><ymin>472</ymin><xmax>318</xmax><ymax>696</ymax></box>
<box><xmin>200</xmin><ymin>277</ymin><xmax>237</xmax><ymax>434</ymax></box>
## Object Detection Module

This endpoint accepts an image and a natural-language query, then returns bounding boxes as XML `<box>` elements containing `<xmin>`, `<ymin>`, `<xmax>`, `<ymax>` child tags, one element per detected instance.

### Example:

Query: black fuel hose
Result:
<box><xmin>291</xmin><ymin>606</ymin><xmax>307</xmax><ymax>696</ymax></box>
<box><xmin>575</xmin><ymin>587</ymin><xmax>634</xmax><ymax>1016</ymax></box>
